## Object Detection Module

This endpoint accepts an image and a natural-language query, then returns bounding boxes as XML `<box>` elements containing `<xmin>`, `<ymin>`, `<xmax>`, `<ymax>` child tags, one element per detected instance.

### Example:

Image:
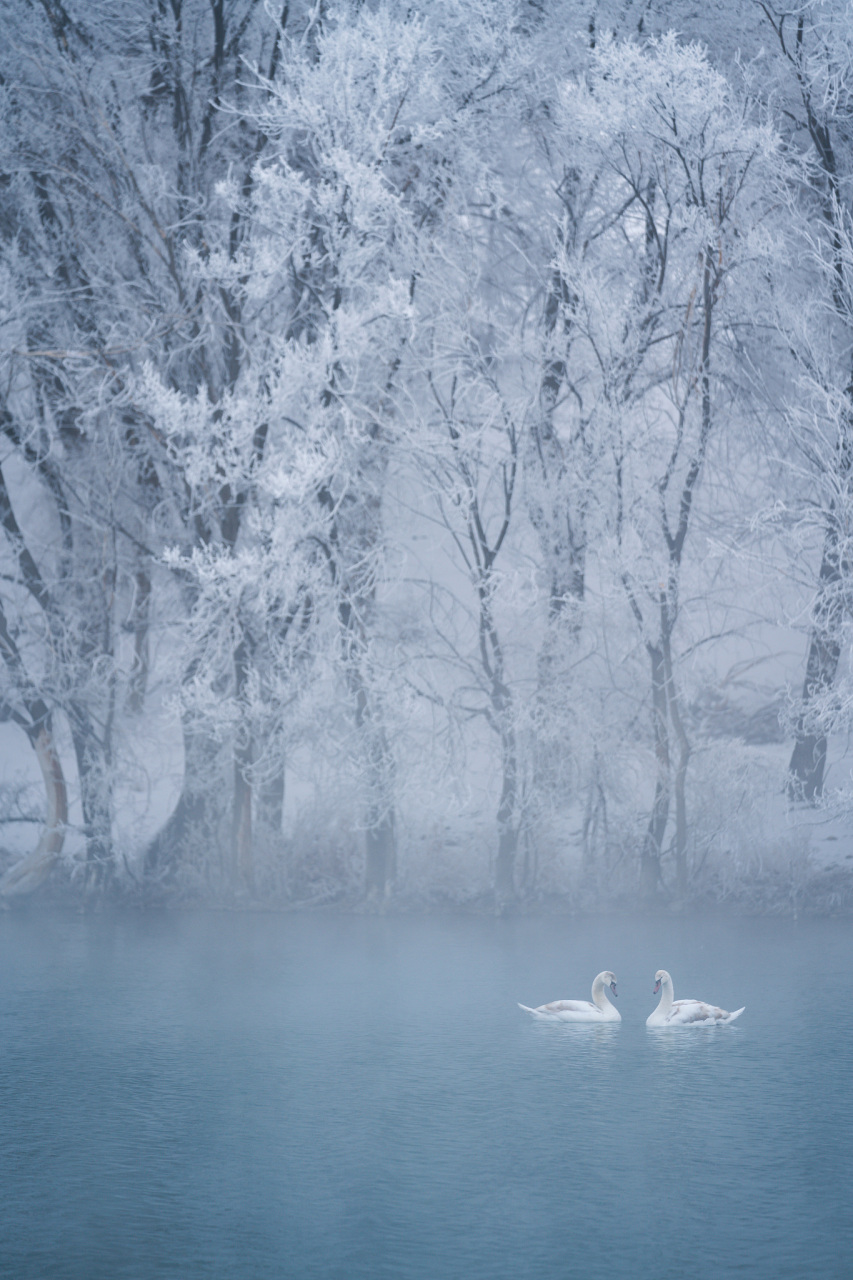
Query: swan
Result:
<box><xmin>518</xmin><ymin>971</ymin><xmax>621</xmax><ymax>1023</ymax></box>
<box><xmin>646</xmin><ymin>969</ymin><xmax>744</xmax><ymax>1027</ymax></box>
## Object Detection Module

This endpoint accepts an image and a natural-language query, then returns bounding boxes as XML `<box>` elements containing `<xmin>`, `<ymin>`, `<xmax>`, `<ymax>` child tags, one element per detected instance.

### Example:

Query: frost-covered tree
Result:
<box><xmin>1</xmin><ymin>0</ymin><xmax>849</xmax><ymax>909</ymax></box>
<box><xmin>0</xmin><ymin>0</ymin><xmax>287</xmax><ymax>892</ymax></box>
<box><xmin>166</xmin><ymin>5</ymin><xmax>440</xmax><ymax>897</ymax></box>
<box><xmin>405</xmin><ymin>291</ymin><xmax>527</xmax><ymax>903</ymax></box>
<box><xmin>175</xmin><ymin>0</ymin><xmax>532</xmax><ymax>899</ymax></box>
<box><xmin>538</xmin><ymin>36</ymin><xmax>780</xmax><ymax>893</ymax></box>
<box><xmin>757</xmin><ymin>1</ymin><xmax>853</xmax><ymax>801</ymax></box>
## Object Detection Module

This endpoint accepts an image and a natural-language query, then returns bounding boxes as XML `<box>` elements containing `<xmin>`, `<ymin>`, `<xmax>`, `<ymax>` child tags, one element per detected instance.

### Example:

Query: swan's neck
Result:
<box><xmin>591</xmin><ymin>977</ymin><xmax>613</xmax><ymax>1012</ymax></box>
<box><xmin>655</xmin><ymin>976</ymin><xmax>674</xmax><ymax>1017</ymax></box>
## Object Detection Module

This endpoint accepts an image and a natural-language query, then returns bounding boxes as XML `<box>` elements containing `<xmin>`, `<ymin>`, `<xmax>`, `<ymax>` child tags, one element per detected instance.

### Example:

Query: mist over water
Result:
<box><xmin>1</xmin><ymin>910</ymin><xmax>851</xmax><ymax>1280</ymax></box>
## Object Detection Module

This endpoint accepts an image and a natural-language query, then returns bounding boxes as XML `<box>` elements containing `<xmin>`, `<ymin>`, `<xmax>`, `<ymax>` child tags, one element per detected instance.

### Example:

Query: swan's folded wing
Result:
<box><xmin>671</xmin><ymin>999</ymin><xmax>743</xmax><ymax>1024</ymax></box>
<box><xmin>670</xmin><ymin>999</ymin><xmax>716</xmax><ymax>1024</ymax></box>
<box><xmin>539</xmin><ymin>999</ymin><xmax>595</xmax><ymax>1014</ymax></box>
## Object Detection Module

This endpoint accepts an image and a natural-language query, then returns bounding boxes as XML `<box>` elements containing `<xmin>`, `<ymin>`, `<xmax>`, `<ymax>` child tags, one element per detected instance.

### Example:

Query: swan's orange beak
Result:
<box><xmin>609</xmin><ymin>981</ymin><xmax>618</xmax><ymax>997</ymax></box>
<box><xmin>653</xmin><ymin>978</ymin><xmax>661</xmax><ymax>995</ymax></box>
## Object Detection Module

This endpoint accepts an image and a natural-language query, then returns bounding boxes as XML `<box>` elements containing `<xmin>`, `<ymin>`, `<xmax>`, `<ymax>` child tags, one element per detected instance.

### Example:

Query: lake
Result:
<box><xmin>0</xmin><ymin>907</ymin><xmax>851</xmax><ymax>1279</ymax></box>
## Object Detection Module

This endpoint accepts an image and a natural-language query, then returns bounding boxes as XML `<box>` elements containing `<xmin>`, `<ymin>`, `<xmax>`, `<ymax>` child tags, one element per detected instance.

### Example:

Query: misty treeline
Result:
<box><xmin>1</xmin><ymin>0</ymin><xmax>853</xmax><ymax>909</ymax></box>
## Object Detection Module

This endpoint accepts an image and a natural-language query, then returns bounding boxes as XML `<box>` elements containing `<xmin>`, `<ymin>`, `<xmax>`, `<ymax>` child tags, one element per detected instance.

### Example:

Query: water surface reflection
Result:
<box><xmin>0</xmin><ymin>910</ymin><xmax>850</xmax><ymax>1280</ymax></box>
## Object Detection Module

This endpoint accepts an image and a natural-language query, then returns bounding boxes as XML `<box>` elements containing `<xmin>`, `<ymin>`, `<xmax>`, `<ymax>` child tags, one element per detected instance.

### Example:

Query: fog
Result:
<box><xmin>1</xmin><ymin>908</ymin><xmax>851</xmax><ymax>1278</ymax></box>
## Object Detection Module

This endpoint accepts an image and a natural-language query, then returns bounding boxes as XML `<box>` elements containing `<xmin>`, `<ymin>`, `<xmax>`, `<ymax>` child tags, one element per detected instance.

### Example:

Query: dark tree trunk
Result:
<box><xmin>331</xmin><ymin>442</ymin><xmax>397</xmax><ymax>900</ymax></box>
<box><xmin>67</xmin><ymin>708</ymin><xmax>113</xmax><ymax>890</ymax></box>
<box><xmin>788</xmin><ymin>528</ymin><xmax>846</xmax><ymax>801</ymax></box>
<box><xmin>232</xmin><ymin>750</ymin><xmax>254</xmax><ymax>890</ymax></box>
<box><xmin>662</xmin><ymin>625</ymin><xmax>690</xmax><ymax>895</ymax></box>
<box><xmin>258</xmin><ymin>769</ymin><xmax>284</xmax><ymax>838</ymax></box>
<box><xmin>126</xmin><ymin>568</ymin><xmax>151</xmax><ymax>714</ymax></box>
<box><xmin>494</xmin><ymin>725</ymin><xmax>519</xmax><ymax>906</ymax></box>
<box><xmin>525</xmin><ymin>239</ymin><xmax>586</xmax><ymax>820</ymax></box>
<box><xmin>0</xmin><ymin>723</ymin><xmax>69</xmax><ymax>898</ymax></box>
<box><xmin>641</xmin><ymin>641</ymin><xmax>669</xmax><ymax>897</ymax></box>
<box><xmin>352</xmin><ymin>677</ymin><xmax>396</xmax><ymax>898</ymax></box>
<box><xmin>0</xmin><ymin>600</ymin><xmax>69</xmax><ymax>895</ymax></box>
<box><xmin>232</xmin><ymin>634</ymin><xmax>254</xmax><ymax>890</ymax></box>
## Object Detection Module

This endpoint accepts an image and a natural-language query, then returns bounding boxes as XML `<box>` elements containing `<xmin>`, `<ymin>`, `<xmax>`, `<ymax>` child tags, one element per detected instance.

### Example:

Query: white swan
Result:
<box><xmin>646</xmin><ymin>969</ymin><xmax>744</xmax><ymax>1027</ymax></box>
<box><xmin>518</xmin><ymin>971</ymin><xmax>621</xmax><ymax>1023</ymax></box>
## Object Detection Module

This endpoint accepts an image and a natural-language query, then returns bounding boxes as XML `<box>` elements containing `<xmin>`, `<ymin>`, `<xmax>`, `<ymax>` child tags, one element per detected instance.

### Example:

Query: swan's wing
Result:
<box><xmin>669</xmin><ymin>999</ymin><xmax>739</xmax><ymax>1024</ymax></box>
<box><xmin>667</xmin><ymin>999</ymin><xmax>710</xmax><ymax>1023</ymax></box>
<box><xmin>538</xmin><ymin>999</ymin><xmax>597</xmax><ymax>1015</ymax></box>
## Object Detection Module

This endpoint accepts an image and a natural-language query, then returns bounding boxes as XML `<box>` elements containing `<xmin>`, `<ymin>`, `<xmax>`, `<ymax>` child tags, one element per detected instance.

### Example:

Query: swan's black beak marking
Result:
<box><xmin>610</xmin><ymin>981</ymin><xmax>618</xmax><ymax>997</ymax></box>
<box><xmin>653</xmin><ymin>979</ymin><xmax>661</xmax><ymax>995</ymax></box>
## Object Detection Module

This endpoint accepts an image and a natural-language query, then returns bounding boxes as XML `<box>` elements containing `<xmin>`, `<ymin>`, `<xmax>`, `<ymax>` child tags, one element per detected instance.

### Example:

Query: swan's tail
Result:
<box><xmin>517</xmin><ymin>1003</ymin><xmax>538</xmax><ymax>1015</ymax></box>
<box><xmin>727</xmin><ymin>1006</ymin><xmax>745</xmax><ymax>1023</ymax></box>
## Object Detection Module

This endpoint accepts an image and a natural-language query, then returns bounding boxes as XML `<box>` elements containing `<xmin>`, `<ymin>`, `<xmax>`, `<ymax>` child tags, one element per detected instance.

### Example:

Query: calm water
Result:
<box><xmin>0</xmin><ymin>908</ymin><xmax>851</xmax><ymax>1279</ymax></box>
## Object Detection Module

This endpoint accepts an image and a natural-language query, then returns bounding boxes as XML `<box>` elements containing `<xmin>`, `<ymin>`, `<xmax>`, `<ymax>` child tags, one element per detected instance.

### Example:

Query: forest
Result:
<box><xmin>1</xmin><ymin>0</ymin><xmax>853</xmax><ymax>912</ymax></box>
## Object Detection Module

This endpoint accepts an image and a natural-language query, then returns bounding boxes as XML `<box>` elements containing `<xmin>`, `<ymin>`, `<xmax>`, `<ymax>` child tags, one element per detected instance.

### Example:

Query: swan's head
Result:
<box><xmin>601</xmin><ymin>970</ymin><xmax>618</xmax><ymax>997</ymax></box>
<box><xmin>652</xmin><ymin>969</ymin><xmax>671</xmax><ymax>995</ymax></box>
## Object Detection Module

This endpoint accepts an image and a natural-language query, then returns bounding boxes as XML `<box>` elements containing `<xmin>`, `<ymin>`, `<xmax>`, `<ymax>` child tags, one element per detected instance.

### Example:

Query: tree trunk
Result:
<box><xmin>641</xmin><ymin>641</ymin><xmax>669</xmax><ymax>897</ymax></box>
<box><xmin>231</xmin><ymin>633</ymin><xmax>255</xmax><ymax>890</ymax></box>
<box><xmin>525</xmin><ymin>250</ymin><xmax>586</xmax><ymax>816</ymax></box>
<box><xmin>662</xmin><ymin>626</ymin><xmax>691</xmax><ymax>895</ymax></box>
<box><xmin>66</xmin><ymin>698</ymin><xmax>114</xmax><ymax>891</ymax></box>
<box><xmin>0</xmin><ymin>600</ymin><xmax>69</xmax><ymax>895</ymax></box>
<box><xmin>258</xmin><ymin>769</ymin><xmax>284</xmax><ymax>839</ymax></box>
<box><xmin>333</xmin><ymin>447</ymin><xmax>397</xmax><ymax>900</ymax></box>
<box><xmin>0</xmin><ymin>723</ymin><xmax>68</xmax><ymax>898</ymax></box>
<box><xmin>494</xmin><ymin>725</ymin><xmax>519</xmax><ymax>907</ymax></box>
<box><xmin>581</xmin><ymin>758</ymin><xmax>607</xmax><ymax>875</ymax></box>
<box><xmin>365</xmin><ymin>809</ymin><xmax>395</xmax><ymax>897</ymax></box>
<box><xmin>672</xmin><ymin>730</ymin><xmax>690</xmax><ymax>897</ymax></box>
<box><xmin>232</xmin><ymin>749</ymin><xmax>254</xmax><ymax>891</ymax></box>
<box><xmin>788</xmin><ymin>529</ymin><xmax>846</xmax><ymax>801</ymax></box>
<box><xmin>126</xmin><ymin>568</ymin><xmax>151</xmax><ymax>714</ymax></box>
<box><xmin>353</xmin><ymin>679</ymin><xmax>396</xmax><ymax>898</ymax></box>
<box><xmin>144</xmin><ymin>707</ymin><xmax>226</xmax><ymax>885</ymax></box>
